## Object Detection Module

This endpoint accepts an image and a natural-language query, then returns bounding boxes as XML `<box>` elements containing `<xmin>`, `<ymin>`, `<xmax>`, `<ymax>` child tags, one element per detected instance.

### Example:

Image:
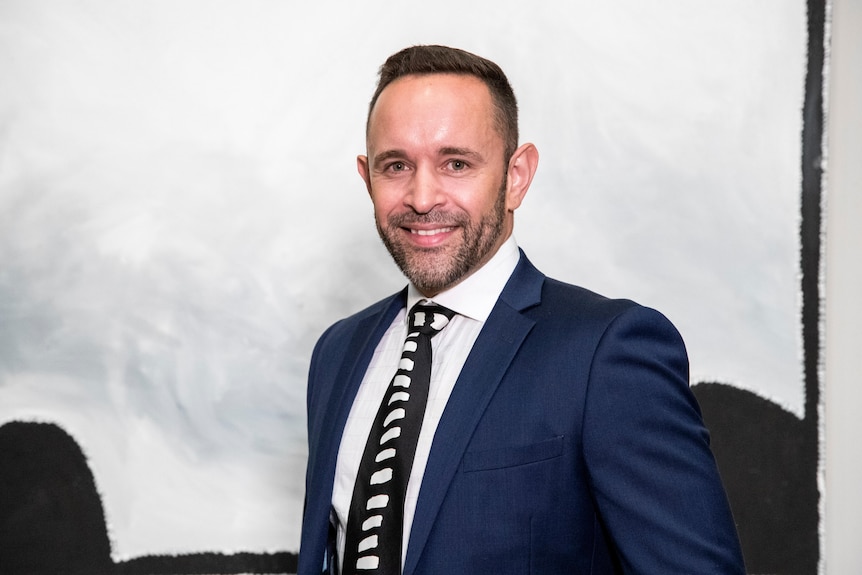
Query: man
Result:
<box><xmin>299</xmin><ymin>45</ymin><xmax>745</xmax><ymax>574</ymax></box>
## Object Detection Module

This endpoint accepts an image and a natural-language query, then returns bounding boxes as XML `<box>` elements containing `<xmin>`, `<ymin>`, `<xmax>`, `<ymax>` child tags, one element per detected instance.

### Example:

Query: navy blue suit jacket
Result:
<box><xmin>299</xmin><ymin>252</ymin><xmax>744</xmax><ymax>574</ymax></box>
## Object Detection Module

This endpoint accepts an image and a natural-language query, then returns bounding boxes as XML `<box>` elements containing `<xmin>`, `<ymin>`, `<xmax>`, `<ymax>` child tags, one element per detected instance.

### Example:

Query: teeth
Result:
<box><xmin>412</xmin><ymin>227</ymin><xmax>453</xmax><ymax>236</ymax></box>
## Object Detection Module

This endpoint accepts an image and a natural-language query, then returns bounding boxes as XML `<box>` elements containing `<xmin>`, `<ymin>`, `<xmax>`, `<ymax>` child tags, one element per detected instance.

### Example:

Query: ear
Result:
<box><xmin>504</xmin><ymin>143</ymin><xmax>539</xmax><ymax>212</ymax></box>
<box><xmin>357</xmin><ymin>155</ymin><xmax>373</xmax><ymax>196</ymax></box>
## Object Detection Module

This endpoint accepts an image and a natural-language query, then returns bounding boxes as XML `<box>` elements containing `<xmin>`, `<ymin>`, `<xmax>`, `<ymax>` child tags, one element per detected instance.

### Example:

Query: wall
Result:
<box><xmin>823</xmin><ymin>0</ymin><xmax>862</xmax><ymax>572</ymax></box>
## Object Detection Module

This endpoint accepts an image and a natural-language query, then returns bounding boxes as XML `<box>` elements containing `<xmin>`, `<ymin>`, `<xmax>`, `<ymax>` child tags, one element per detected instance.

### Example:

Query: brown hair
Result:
<box><xmin>367</xmin><ymin>45</ymin><xmax>519</xmax><ymax>162</ymax></box>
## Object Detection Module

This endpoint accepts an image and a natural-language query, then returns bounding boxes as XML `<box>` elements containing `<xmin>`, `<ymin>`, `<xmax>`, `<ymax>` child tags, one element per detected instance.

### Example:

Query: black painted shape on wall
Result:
<box><xmin>0</xmin><ymin>421</ymin><xmax>298</xmax><ymax>575</ymax></box>
<box><xmin>693</xmin><ymin>383</ymin><xmax>819</xmax><ymax>575</ymax></box>
<box><xmin>0</xmin><ymin>420</ymin><xmax>113</xmax><ymax>574</ymax></box>
<box><xmin>115</xmin><ymin>551</ymin><xmax>298</xmax><ymax>574</ymax></box>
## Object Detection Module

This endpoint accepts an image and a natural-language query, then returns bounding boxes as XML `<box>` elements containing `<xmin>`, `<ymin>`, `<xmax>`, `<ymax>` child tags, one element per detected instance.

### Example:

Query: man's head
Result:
<box><xmin>358</xmin><ymin>45</ymin><xmax>538</xmax><ymax>297</ymax></box>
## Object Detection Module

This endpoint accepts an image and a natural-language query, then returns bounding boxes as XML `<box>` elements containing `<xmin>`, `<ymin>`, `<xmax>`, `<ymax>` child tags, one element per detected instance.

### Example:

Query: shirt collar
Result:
<box><xmin>406</xmin><ymin>235</ymin><xmax>520</xmax><ymax>323</ymax></box>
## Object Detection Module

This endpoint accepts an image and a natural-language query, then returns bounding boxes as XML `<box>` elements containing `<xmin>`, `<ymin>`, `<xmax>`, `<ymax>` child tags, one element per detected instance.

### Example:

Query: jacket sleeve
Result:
<box><xmin>581</xmin><ymin>305</ymin><xmax>745</xmax><ymax>573</ymax></box>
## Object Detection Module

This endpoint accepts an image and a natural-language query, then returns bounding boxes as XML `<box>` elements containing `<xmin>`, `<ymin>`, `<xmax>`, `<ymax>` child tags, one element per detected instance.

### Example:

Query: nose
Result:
<box><xmin>405</xmin><ymin>165</ymin><xmax>443</xmax><ymax>214</ymax></box>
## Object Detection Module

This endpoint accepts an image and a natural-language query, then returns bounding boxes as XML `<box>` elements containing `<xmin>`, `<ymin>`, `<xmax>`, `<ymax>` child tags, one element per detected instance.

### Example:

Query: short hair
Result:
<box><xmin>367</xmin><ymin>45</ymin><xmax>519</xmax><ymax>162</ymax></box>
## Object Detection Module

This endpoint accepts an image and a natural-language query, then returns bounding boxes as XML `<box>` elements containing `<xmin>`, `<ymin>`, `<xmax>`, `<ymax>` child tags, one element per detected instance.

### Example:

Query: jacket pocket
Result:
<box><xmin>461</xmin><ymin>435</ymin><xmax>564</xmax><ymax>472</ymax></box>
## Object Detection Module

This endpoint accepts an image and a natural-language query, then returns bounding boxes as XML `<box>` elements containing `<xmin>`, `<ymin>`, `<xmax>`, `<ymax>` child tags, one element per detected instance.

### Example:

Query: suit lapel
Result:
<box><xmin>404</xmin><ymin>253</ymin><xmax>544</xmax><ymax>575</ymax></box>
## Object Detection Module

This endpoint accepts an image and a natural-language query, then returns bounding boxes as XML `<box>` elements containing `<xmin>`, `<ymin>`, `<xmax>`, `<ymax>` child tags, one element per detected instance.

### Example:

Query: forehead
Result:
<box><xmin>373</xmin><ymin>73</ymin><xmax>491</xmax><ymax>108</ymax></box>
<box><xmin>367</xmin><ymin>73</ymin><xmax>498</xmax><ymax>149</ymax></box>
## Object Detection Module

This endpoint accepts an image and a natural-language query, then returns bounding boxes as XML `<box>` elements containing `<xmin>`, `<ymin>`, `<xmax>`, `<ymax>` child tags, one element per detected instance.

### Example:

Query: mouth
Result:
<box><xmin>409</xmin><ymin>227</ymin><xmax>455</xmax><ymax>237</ymax></box>
<box><xmin>397</xmin><ymin>224</ymin><xmax>458</xmax><ymax>248</ymax></box>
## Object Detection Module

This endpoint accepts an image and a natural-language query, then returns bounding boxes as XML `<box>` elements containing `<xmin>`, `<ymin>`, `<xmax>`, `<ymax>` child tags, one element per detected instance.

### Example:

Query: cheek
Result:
<box><xmin>449</xmin><ymin>180</ymin><xmax>502</xmax><ymax>214</ymax></box>
<box><xmin>369</xmin><ymin>186</ymin><xmax>403</xmax><ymax>218</ymax></box>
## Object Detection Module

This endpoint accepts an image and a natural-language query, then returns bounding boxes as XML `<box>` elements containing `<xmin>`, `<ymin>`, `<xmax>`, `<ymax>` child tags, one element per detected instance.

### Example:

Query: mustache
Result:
<box><xmin>386</xmin><ymin>210</ymin><xmax>468</xmax><ymax>228</ymax></box>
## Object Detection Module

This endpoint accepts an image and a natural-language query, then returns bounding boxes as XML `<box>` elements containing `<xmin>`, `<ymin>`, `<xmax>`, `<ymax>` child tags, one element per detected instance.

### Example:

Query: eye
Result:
<box><xmin>449</xmin><ymin>159</ymin><xmax>467</xmax><ymax>171</ymax></box>
<box><xmin>389</xmin><ymin>161</ymin><xmax>406</xmax><ymax>172</ymax></box>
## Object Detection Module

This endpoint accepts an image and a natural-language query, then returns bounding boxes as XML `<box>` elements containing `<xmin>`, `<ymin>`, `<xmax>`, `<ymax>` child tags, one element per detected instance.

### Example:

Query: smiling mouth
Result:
<box><xmin>409</xmin><ymin>227</ymin><xmax>455</xmax><ymax>236</ymax></box>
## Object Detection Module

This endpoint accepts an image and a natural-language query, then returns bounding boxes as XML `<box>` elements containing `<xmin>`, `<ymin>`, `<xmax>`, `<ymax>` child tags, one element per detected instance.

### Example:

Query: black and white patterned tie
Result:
<box><xmin>342</xmin><ymin>302</ymin><xmax>455</xmax><ymax>574</ymax></box>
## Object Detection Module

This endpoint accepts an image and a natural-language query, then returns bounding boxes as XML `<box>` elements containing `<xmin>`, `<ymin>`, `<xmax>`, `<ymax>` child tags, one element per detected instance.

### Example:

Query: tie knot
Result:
<box><xmin>409</xmin><ymin>303</ymin><xmax>455</xmax><ymax>336</ymax></box>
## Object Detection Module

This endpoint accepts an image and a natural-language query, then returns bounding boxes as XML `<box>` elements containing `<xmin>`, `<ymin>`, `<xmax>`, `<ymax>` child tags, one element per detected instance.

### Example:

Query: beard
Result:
<box><xmin>375</xmin><ymin>185</ymin><xmax>507</xmax><ymax>295</ymax></box>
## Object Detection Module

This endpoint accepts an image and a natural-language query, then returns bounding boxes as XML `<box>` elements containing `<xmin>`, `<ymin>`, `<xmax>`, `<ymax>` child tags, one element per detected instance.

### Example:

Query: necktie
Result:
<box><xmin>342</xmin><ymin>302</ymin><xmax>455</xmax><ymax>574</ymax></box>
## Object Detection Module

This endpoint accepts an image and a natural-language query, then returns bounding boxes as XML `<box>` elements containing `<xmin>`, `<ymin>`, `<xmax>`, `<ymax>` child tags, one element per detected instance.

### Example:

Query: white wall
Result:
<box><xmin>823</xmin><ymin>0</ymin><xmax>862</xmax><ymax>572</ymax></box>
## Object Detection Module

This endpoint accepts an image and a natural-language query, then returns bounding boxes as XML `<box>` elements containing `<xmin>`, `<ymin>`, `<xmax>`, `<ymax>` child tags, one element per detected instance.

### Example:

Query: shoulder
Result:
<box><xmin>524</xmin><ymin>269</ymin><xmax>689</xmax><ymax>382</ymax></box>
<box><xmin>306</xmin><ymin>290</ymin><xmax>404</xmax><ymax>412</ymax></box>
<box><xmin>320</xmin><ymin>290</ymin><xmax>402</xmax><ymax>337</ymax></box>
<box><xmin>540</xmin><ymin>276</ymin><xmax>636</xmax><ymax>317</ymax></box>
<box><xmin>508</xmin><ymin>251</ymin><xmax>642</xmax><ymax>322</ymax></box>
<box><xmin>509</xmin><ymin>252</ymin><xmax>681</xmax><ymax>344</ymax></box>
<box><xmin>311</xmin><ymin>290</ymin><xmax>404</xmax><ymax>360</ymax></box>
<box><xmin>536</xmin><ymin>276</ymin><xmax>678</xmax><ymax>338</ymax></box>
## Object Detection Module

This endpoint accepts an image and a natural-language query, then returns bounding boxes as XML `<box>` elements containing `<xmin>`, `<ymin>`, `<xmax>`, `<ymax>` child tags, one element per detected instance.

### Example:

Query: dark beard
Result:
<box><xmin>376</xmin><ymin>186</ymin><xmax>507</xmax><ymax>294</ymax></box>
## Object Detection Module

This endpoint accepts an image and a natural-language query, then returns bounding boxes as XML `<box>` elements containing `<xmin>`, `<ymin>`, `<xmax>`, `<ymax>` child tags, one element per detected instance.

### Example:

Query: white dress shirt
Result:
<box><xmin>331</xmin><ymin>236</ymin><xmax>521</xmax><ymax>570</ymax></box>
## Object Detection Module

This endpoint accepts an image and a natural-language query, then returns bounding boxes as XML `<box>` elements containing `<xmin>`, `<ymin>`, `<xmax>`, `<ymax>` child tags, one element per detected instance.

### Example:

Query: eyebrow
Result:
<box><xmin>438</xmin><ymin>147</ymin><xmax>484</xmax><ymax>162</ymax></box>
<box><xmin>373</xmin><ymin>147</ymin><xmax>485</xmax><ymax>164</ymax></box>
<box><xmin>372</xmin><ymin>150</ymin><xmax>406</xmax><ymax>166</ymax></box>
